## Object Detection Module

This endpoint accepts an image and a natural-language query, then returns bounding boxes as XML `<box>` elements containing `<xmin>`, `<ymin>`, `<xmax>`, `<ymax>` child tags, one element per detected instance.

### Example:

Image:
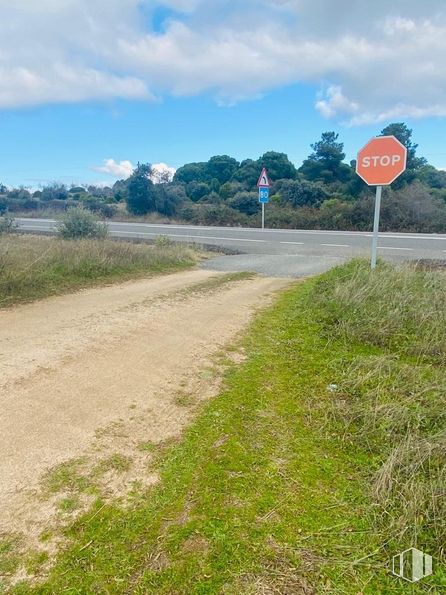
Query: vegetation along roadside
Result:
<box><xmin>5</xmin><ymin>259</ymin><xmax>444</xmax><ymax>593</ymax></box>
<box><xmin>2</xmin><ymin>123</ymin><xmax>446</xmax><ymax>233</ymax></box>
<box><xmin>0</xmin><ymin>233</ymin><xmax>206</xmax><ymax>308</ymax></box>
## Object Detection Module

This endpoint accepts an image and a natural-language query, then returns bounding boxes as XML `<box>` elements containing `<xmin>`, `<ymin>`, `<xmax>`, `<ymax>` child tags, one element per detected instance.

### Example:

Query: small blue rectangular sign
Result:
<box><xmin>259</xmin><ymin>187</ymin><xmax>269</xmax><ymax>203</ymax></box>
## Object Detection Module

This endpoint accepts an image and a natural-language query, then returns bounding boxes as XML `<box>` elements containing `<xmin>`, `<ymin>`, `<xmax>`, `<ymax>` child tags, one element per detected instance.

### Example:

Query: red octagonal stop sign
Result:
<box><xmin>356</xmin><ymin>135</ymin><xmax>407</xmax><ymax>186</ymax></box>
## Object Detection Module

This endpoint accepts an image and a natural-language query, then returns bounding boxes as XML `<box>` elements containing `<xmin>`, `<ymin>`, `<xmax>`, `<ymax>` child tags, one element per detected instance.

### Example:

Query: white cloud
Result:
<box><xmin>1</xmin><ymin>1</ymin><xmax>446</xmax><ymax>123</ymax></box>
<box><xmin>315</xmin><ymin>86</ymin><xmax>359</xmax><ymax>119</ymax></box>
<box><xmin>94</xmin><ymin>159</ymin><xmax>135</xmax><ymax>179</ymax></box>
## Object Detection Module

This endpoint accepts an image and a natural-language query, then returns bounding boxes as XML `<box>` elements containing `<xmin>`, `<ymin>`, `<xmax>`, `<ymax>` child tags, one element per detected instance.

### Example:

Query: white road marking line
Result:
<box><xmin>19</xmin><ymin>225</ymin><xmax>268</xmax><ymax>243</ymax></box>
<box><xmin>112</xmin><ymin>230</ymin><xmax>268</xmax><ymax>243</ymax></box>
<box><xmin>280</xmin><ymin>241</ymin><xmax>305</xmax><ymax>245</ymax></box>
<box><xmin>108</xmin><ymin>222</ymin><xmax>446</xmax><ymax>240</ymax></box>
<box><xmin>16</xmin><ymin>219</ymin><xmax>446</xmax><ymax>241</ymax></box>
<box><xmin>321</xmin><ymin>243</ymin><xmax>350</xmax><ymax>248</ymax></box>
<box><xmin>378</xmin><ymin>246</ymin><xmax>414</xmax><ymax>251</ymax></box>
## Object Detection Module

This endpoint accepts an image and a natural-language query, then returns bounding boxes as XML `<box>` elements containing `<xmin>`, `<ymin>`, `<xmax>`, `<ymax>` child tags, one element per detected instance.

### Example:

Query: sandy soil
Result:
<box><xmin>0</xmin><ymin>269</ymin><xmax>290</xmax><ymax>541</ymax></box>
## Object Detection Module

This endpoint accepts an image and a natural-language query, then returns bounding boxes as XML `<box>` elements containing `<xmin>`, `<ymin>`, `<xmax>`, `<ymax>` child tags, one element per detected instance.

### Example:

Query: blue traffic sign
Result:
<box><xmin>259</xmin><ymin>187</ymin><xmax>269</xmax><ymax>203</ymax></box>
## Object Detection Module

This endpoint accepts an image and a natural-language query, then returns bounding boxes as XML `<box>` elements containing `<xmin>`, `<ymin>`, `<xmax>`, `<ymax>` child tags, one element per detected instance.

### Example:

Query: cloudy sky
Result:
<box><xmin>1</xmin><ymin>0</ymin><xmax>446</xmax><ymax>186</ymax></box>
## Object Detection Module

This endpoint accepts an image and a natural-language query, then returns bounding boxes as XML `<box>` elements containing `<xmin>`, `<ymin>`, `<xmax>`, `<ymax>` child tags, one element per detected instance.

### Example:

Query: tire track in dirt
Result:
<box><xmin>0</xmin><ymin>269</ymin><xmax>291</xmax><ymax>541</ymax></box>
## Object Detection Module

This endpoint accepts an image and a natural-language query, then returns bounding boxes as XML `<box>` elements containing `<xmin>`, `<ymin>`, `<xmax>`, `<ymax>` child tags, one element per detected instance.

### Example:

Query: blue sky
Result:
<box><xmin>1</xmin><ymin>1</ymin><xmax>446</xmax><ymax>187</ymax></box>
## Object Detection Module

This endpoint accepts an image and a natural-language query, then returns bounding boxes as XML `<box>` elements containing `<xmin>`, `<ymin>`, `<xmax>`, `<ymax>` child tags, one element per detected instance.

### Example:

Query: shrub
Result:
<box><xmin>277</xmin><ymin>178</ymin><xmax>330</xmax><ymax>207</ymax></box>
<box><xmin>0</xmin><ymin>196</ymin><xmax>7</xmax><ymax>215</ymax></box>
<box><xmin>58</xmin><ymin>207</ymin><xmax>109</xmax><ymax>240</ymax></box>
<box><xmin>155</xmin><ymin>235</ymin><xmax>174</xmax><ymax>248</ymax></box>
<box><xmin>228</xmin><ymin>191</ymin><xmax>259</xmax><ymax>216</ymax></box>
<box><xmin>0</xmin><ymin>215</ymin><xmax>17</xmax><ymax>234</ymax></box>
<box><xmin>81</xmin><ymin>197</ymin><xmax>117</xmax><ymax>218</ymax></box>
<box><xmin>41</xmin><ymin>183</ymin><xmax>69</xmax><ymax>201</ymax></box>
<box><xmin>178</xmin><ymin>203</ymin><xmax>249</xmax><ymax>226</ymax></box>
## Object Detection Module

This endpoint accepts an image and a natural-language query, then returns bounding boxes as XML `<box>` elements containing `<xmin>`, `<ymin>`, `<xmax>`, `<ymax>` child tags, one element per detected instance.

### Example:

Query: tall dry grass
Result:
<box><xmin>311</xmin><ymin>259</ymin><xmax>446</xmax><ymax>555</ymax></box>
<box><xmin>314</xmin><ymin>259</ymin><xmax>446</xmax><ymax>363</ymax></box>
<box><xmin>0</xmin><ymin>234</ymin><xmax>202</xmax><ymax>307</ymax></box>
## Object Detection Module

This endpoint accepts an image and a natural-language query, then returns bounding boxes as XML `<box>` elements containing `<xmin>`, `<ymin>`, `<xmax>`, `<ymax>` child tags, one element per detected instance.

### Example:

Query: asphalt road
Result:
<box><xmin>16</xmin><ymin>217</ymin><xmax>446</xmax><ymax>277</ymax></box>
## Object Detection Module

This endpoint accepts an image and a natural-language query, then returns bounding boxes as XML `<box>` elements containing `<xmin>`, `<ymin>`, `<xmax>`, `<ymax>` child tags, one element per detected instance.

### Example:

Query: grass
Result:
<box><xmin>0</xmin><ymin>234</ymin><xmax>205</xmax><ymax>308</ymax></box>
<box><xmin>42</xmin><ymin>459</ymin><xmax>92</xmax><ymax>495</ymax></box>
<box><xmin>7</xmin><ymin>259</ymin><xmax>446</xmax><ymax>593</ymax></box>
<box><xmin>94</xmin><ymin>454</ymin><xmax>132</xmax><ymax>475</ymax></box>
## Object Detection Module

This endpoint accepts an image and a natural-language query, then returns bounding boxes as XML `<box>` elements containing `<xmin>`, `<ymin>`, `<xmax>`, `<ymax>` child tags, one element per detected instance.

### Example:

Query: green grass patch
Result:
<box><xmin>0</xmin><ymin>234</ymin><xmax>206</xmax><ymax>308</ymax></box>
<box><xmin>94</xmin><ymin>454</ymin><xmax>132</xmax><ymax>475</ymax></box>
<box><xmin>41</xmin><ymin>459</ymin><xmax>92</xmax><ymax>495</ymax></box>
<box><xmin>12</xmin><ymin>259</ymin><xmax>445</xmax><ymax>593</ymax></box>
<box><xmin>57</xmin><ymin>496</ymin><xmax>82</xmax><ymax>514</ymax></box>
<box><xmin>0</xmin><ymin>535</ymin><xmax>22</xmax><ymax>582</ymax></box>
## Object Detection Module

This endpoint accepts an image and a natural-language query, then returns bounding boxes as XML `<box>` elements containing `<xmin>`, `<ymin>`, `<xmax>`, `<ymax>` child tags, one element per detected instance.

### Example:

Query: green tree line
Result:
<box><xmin>2</xmin><ymin>122</ymin><xmax>446</xmax><ymax>232</ymax></box>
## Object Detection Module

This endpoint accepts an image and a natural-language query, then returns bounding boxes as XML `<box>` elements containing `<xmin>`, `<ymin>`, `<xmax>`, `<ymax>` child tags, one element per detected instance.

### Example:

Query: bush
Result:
<box><xmin>58</xmin><ymin>207</ymin><xmax>109</xmax><ymax>240</ymax></box>
<box><xmin>228</xmin><ymin>191</ymin><xmax>259</xmax><ymax>216</ymax></box>
<box><xmin>178</xmin><ymin>203</ymin><xmax>250</xmax><ymax>226</ymax></box>
<box><xmin>41</xmin><ymin>183</ymin><xmax>69</xmax><ymax>201</ymax></box>
<box><xmin>0</xmin><ymin>196</ymin><xmax>7</xmax><ymax>215</ymax></box>
<box><xmin>278</xmin><ymin>178</ymin><xmax>330</xmax><ymax>207</ymax></box>
<box><xmin>155</xmin><ymin>235</ymin><xmax>174</xmax><ymax>248</ymax></box>
<box><xmin>0</xmin><ymin>215</ymin><xmax>17</xmax><ymax>234</ymax></box>
<box><xmin>81</xmin><ymin>197</ymin><xmax>117</xmax><ymax>218</ymax></box>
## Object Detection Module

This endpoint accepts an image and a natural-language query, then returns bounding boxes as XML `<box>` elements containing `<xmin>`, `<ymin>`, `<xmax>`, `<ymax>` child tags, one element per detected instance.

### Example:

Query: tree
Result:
<box><xmin>174</xmin><ymin>162</ymin><xmax>208</xmax><ymax>184</ymax></box>
<box><xmin>259</xmin><ymin>151</ymin><xmax>298</xmax><ymax>181</ymax></box>
<box><xmin>300</xmin><ymin>132</ymin><xmax>352</xmax><ymax>184</ymax></box>
<box><xmin>379</xmin><ymin>123</ymin><xmax>428</xmax><ymax>188</ymax></box>
<box><xmin>219</xmin><ymin>181</ymin><xmax>244</xmax><ymax>200</ymax></box>
<box><xmin>231</xmin><ymin>152</ymin><xmax>297</xmax><ymax>189</ymax></box>
<box><xmin>126</xmin><ymin>163</ymin><xmax>157</xmax><ymax>215</ymax></box>
<box><xmin>41</xmin><ymin>183</ymin><xmax>68</xmax><ymax>201</ymax></box>
<box><xmin>206</xmin><ymin>155</ymin><xmax>239</xmax><ymax>184</ymax></box>
<box><xmin>0</xmin><ymin>183</ymin><xmax>7</xmax><ymax>194</ymax></box>
<box><xmin>278</xmin><ymin>179</ymin><xmax>330</xmax><ymax>208</ymax></box>
<box><xmin>380</xmin><ymin>123</ymin><xmax>426</xmax><ymax>171</ymax></box>
<box><xmin>7</xmin><ymin>186</ymin><xmax>31</xmax><ymax>200</ymax></box>
<box><xmin>88</xmin><ymin>185</ymin><xmax>113</xmax><ymax>199</ymax></box>
<box><xmin>155</xmin><ymin>183</ymin><xmax>187</xmax><ymax>216</ymax></box>
<box><xmin>187</xmin><ymin>182</ymin><xmax>211</xmax><ymax>202</ymax></box>
<box><xmin>231</xmin><ymin>159</ymin><xmax>262</xmax><ymax>188</ymax></box>
<box><xmin>113</xmin><ymin>179</ymin><xmax>128</xmax><ymax>202</ymax></box>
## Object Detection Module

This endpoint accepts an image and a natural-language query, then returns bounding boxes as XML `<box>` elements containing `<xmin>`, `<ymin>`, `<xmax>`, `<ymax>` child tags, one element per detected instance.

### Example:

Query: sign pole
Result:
<box><xmin>356</xmin><ymin>135</ymin><xmax>407</xmax><ymax>270</ymax></box>
<box><xmin>371</xmin><ymin>185</ymin><xmax>382</xmax><ymax>269</ymax></box>
<box><xmin>257</xmin><ymin>168</ymin><xmax>270</xmax><ymax>230</ymax></box>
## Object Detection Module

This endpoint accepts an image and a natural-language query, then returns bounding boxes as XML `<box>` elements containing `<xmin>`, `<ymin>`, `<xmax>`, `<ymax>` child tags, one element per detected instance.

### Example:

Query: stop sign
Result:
<box><xmin>356</xmin><ymin>135</ymin><xmax>407</xmax><ymax>186</ymax></box>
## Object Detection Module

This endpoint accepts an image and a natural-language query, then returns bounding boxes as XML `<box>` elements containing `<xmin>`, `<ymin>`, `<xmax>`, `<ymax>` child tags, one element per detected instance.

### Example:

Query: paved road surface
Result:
<box><xmin>16</xmin><ymin>218</ymin><xmax>446</xmax><ymax>277</ymax></box>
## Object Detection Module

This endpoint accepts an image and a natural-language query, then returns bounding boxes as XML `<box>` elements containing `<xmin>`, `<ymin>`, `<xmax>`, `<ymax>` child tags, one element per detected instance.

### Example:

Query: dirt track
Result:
<box><xmin>0</xmin><ymin>269</ymin><xmax>290</xmax><ymax>539</ymax></box>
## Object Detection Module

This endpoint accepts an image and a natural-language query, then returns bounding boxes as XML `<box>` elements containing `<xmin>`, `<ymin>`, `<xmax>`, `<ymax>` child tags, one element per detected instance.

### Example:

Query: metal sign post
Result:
<box><xmin>371</xmin><ymin>185</ymin><xmax>382</xmax><ymax>269</ymax></box>
<box><xmin>258</xmin><ymin>186</ymin><xmax>269</xmax><ymax>229</ymax></box>
<box><xmin>257</xmin><ymin>168</ymin><xmax>271</xmax><ymax>230</ymax></box>
<box><xmin>356</xmin><ymin>136</ymin><xmax>407</xmax><ymax>269</ymax></box>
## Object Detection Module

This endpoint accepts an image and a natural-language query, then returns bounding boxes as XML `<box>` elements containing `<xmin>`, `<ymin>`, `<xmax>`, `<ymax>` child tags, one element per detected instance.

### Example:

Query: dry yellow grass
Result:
<box><xmin>0</xmin><ymin>234</ymin><xmax>204</xmax><ymax>307</ymax></box>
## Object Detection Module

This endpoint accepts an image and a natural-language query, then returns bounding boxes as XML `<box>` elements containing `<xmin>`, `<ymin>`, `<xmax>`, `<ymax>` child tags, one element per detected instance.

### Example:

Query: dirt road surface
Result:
<box><xmin>0</xmin><ymin>270</ymin><xmax>290</xmax><ymax>540</ymax></box>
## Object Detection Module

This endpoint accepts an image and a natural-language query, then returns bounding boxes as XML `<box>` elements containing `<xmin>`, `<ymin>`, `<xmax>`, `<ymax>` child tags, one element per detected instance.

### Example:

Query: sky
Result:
<box><xmin>1</xmin><ymin>0</ymin><xmax>446</xmax><ymax>187</ymax></box>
